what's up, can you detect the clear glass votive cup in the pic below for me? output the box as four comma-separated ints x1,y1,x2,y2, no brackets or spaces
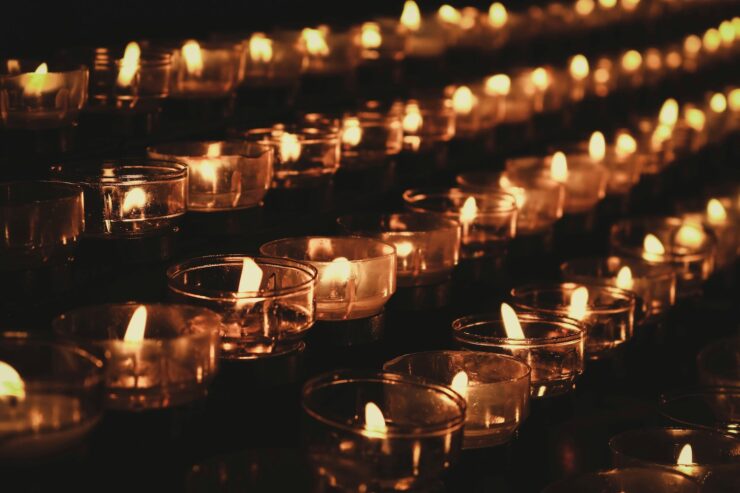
339,102,403,171
383,350,530,449
301,370,466,492
260,237,396,321
660,388,740,436
561,256,677,321
697,337,740,388
452,312,584,398
337,213,460,288
610,217,716,298
542,467,699,493
169,40,242,98
609,428,740,482
399,97,455,153
0,60,88,129
53,158,187,238
147,141,273,211
0,333,104,461
166,255,317,358
510,282,636,359
53,303,220,411
403,188,517,259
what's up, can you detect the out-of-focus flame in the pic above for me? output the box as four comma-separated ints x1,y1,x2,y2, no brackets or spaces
615,132,637,159
550,151,568,183
707,198,728,225
568,286,589,320
645,48,662,71
360,22,382,49
710,93,727,113
531,67,550,91
279,132,302,162
685,107,706,132
650,124,673,153
621,50,642,72
117,41,141,87
342,116,363,147
364,402,388,436
659,98,679,128
570,54,590,81
452,85,476,115
616,266,634,290
301,28,330,57
402,102,423,133
485,74,511,96
643,234,666,261
719,21,735,46
249,33,274,63
182,40,204,77
238,257,264,293
438,5,462,25
665,50,682,70
401,1,422,31
599,0,617,8
123,305,148,342
451,371,469,400
459,196,478,225
0,361,25,401
703,28,721,53
575,0,596,16
677,444,694,465
6,59,20,75
488,3,508,29
24,62,49,96
324,257,352,284
729,88,740,112
395,241,414,258
122,187,147,214
684,35,702,56
501,302,525,339
589,131,607,162
621,0,640,11
675,224,704,249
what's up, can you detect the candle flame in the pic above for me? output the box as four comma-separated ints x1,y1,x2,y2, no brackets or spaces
719,21,735,46
249,33,274,63
729,88,740,112
589,131,606,162
0,361,25,401
568,286,589,320
575,0,596,16
402,102,423,133
621,50,642,72
675,224,704,249
360,22,382,49
24,62,49,97
117,41,141,87
665,50,682,70
703,28,721,53
342,117,363,147
451,371,469,400
501,303,525,339
685,108,706,132
645,48,662,71
238,257,264,293
707,198,728,225
400,1,421,31
615,132,637,159
569,54,590,81
395,241,414,258
122,187,147,214
438,5,462,24
325,257,352,283
677,444,694,465
182,40,204,76
550,151,568,183
279,132,302,162
531,67,550,91
650,124,673,153
659,98,679,128
123,305,148,342
452,86,476,115
616,266,634,290
459,196,478,225
364,401,388,435
643,234,666,260
710,93,727,113
488,3,508,29
684,35,702,56
485,74,511,96
301,28,330,57
599,0,617,8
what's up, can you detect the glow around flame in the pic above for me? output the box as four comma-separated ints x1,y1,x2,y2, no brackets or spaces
729,88,740,112
659,98,679,128
599,0,617,8
123,305,148,342
615,132,637,159
575,0,596,16
651,124,673,152
438,5,462,25
395,241,414,258
279,133,302,162
622,0,640,11
675,224,704,249
0,361,25,401
531,67,550,91
501,302,525,339
182,40,204,77
117,41,141,87
249,33,273,63
550,151,568,183
459,196,478,225
238,257,264,293
24,62,49,96
485,74,511,96
707,198,728,225
301,28,330,57
616,266,634,291
684,35,702,56
570,54,590,81
719,21,735,46
677,444,694,465
402,102,423,133
589,131,607,162
621,50,642,72
643,234,666,260
703,28,721,53
401,1,421,31
364,401,388,436
451,371,469,400
488,2,508,29
324,257,352,283
568,286,589,321
342,117,363,147
710,93,727,113
685,107,706,132
122,187,147,214
360,22,382,49
452,86,476,115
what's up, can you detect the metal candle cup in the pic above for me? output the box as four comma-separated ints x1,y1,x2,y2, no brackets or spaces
339,102,403,171
54,303,220,411
403,188,517,260
166,255,317,358
543,468,699,493
383,351,530,449
260,237,396,321
452,313,584,398
301,370,466,492
147,141,273,211
609,428,740,482
337,213,460,288
0,334,104,461
697,337,740,388
510,282,636,359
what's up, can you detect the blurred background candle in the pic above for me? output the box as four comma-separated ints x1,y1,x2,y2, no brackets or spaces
677,197,739,272
352,20,407,100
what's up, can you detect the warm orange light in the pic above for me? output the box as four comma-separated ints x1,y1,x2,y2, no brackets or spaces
659,98,679,128
395,241,414,258
719,21,734,46
621,50,642,72
706,198,728,225
117,41,141,87
575,0,596,16
402,102,423,133
650,124,672,153
0,361,25,401
677,444,694,465
665,50,682,70
729,88,740,112
123,305,148,342
438,4,462,24
621,0,640,11
685,107,706,132
360,22,382,49
710,93,727,113
122,187,147,214
24,62,50,96
569,54,590,81
675,224,704,249
279,133,302,162
645,48,662,71
6,59,20,75
238,257,264,293
683,35,702,56
531,67,550,91
342,116,363,147
182,40,204,76
615,132,637,159
451,371,469,400
589,131,607,162
599,0,617,8
616,266,634,291
401,0,422,31
249,33,274,63
301,28,330,57
485,74,511,96
488,2,508,29
568,286,589,321
501,302,525,339
459,196,478,225
703,28,721,53
452,85,476,115
550,151,568,183
364,402,388,436
643,234,666,261
324,257,352,284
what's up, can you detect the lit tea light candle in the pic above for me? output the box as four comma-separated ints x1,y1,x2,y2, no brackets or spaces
338,102,403,174
677,198,738,270
0,337,104,460
384,350,530,449
568,53,590,101
488,3,508,29
619,49,643,87
170,39,241,98
453,304,584,398
302,370,465,492
448,84,481,137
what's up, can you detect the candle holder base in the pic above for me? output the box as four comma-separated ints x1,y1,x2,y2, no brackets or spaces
184,206,263,238
310,311,385,347
79,229,179,265
215,341,305,389
389,279,452,311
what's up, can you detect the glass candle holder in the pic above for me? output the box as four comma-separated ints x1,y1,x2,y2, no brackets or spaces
0,334,104,461
610,217,716,298
697,337,740,388
567,138,645,196
456,171,564,235
166,255,317,358
506,154,607,214
609,428,740,482
677,200,739,271
147,141,273,211
399,97,455,154
452,312,584,398
337,213,460,288
383,351,530,449
0,60,88,129
339,102,403,171
543,467,699,493
403,188,517,260
54,303,220,411
352,20,407,92
260,237,396,321
660,389,740,436
302,370,466,492
561,256,677,321
169,40,242,98
510,283,636,359
242,122,340,189
54,158,187,239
